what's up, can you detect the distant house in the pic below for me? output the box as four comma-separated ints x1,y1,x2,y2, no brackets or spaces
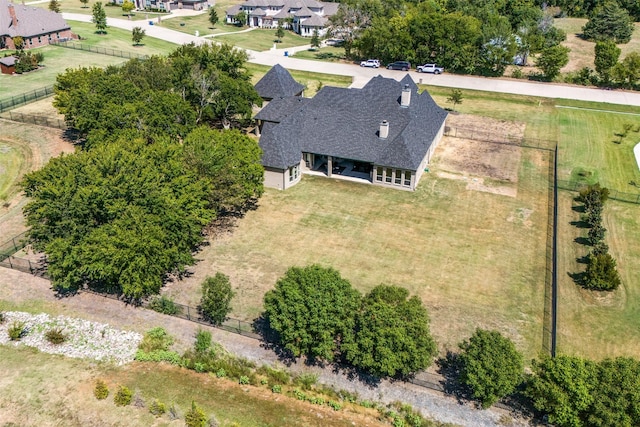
122,0,212,12
0,0,76,50
0,55,16,74
254,66,448,191
225,0,339,37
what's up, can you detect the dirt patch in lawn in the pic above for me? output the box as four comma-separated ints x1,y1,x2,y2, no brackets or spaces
432,114,525,196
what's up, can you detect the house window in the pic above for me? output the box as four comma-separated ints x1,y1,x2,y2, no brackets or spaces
404,171,411,186
395,170,402,185
38,36,41,43
376,167,383,182
289,164,299,182
385,168,392,183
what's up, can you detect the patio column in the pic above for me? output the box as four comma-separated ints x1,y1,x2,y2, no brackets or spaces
327,156,332,177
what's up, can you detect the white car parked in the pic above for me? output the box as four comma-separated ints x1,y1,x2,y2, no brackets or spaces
417,64,444,74
360,59,380,68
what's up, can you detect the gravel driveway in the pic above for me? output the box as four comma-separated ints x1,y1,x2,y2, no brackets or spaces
0,267,529,427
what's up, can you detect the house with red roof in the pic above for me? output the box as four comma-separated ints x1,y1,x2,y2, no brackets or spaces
0,0,75,50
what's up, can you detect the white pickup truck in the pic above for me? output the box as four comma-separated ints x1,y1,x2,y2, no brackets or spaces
417,64,444,74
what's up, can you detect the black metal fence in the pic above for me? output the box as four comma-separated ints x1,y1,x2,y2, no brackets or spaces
51,40,149,60
0,86,55,113
557,179,640,204
80,288,263,340
2,111,67,129
0,231,29,261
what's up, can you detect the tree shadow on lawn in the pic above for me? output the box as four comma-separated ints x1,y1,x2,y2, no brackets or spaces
574,236,591,246
568,271,586,286
570,219,591,228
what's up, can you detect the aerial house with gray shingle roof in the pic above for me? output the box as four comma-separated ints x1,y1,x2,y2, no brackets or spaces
0,0,75,50
255,68,448,191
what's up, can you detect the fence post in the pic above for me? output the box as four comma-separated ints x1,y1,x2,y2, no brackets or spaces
187,305,191,320
8,257,12,269
12,237,17,252
238,319,241,334
28,260,32,274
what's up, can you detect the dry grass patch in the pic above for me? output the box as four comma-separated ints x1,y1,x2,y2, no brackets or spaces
556,18,640,73
165,132,550,360
0,346,387,427
0,120,74,239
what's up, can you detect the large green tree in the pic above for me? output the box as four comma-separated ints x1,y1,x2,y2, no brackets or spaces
612,52,640,88
263,265,361,362
582,2,634,43
92,2,107,34
588,358,640,427
341,285,437,377
583,252,621,291
458,329,524,408
200,273,235,325
526,355,597,427
594,40,621,83
22,138,214,299
536,44,570,80
182,126,263,213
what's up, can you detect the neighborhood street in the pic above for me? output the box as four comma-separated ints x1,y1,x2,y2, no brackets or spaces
63,12,640,106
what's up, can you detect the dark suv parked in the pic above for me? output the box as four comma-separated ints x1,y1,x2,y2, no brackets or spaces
386,61,411,71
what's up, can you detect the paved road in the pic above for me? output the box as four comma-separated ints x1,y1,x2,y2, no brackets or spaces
63,12,640,106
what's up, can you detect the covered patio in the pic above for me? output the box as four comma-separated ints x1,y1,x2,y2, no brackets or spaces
303,153,373,184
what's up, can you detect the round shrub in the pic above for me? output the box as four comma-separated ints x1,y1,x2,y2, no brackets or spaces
45,327,67,345
94,379,109,400
113,385,133,406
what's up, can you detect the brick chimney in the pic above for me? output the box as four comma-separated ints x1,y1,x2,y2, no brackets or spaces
401,84,411,108
8,3,18,28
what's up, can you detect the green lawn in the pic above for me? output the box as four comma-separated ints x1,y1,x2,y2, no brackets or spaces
67,20,178,55
554,105,640,191
246,63,353,97
292,46,347,62
0,140,29,204
0,45,125,99
215,28,309,51
557,193,640,360
159,12,247,36
31,0,168,20
0,21,178,100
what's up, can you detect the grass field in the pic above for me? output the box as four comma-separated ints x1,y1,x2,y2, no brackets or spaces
292,46,347,62
31,0,168,20
555,18,640,73
0,21,177,99
0,346,385,426
0,120,74,240
215,28,309,51
66,20,178,55
246,63,353,97
159,13,247,36
0,140,30,205
557,193,640,360
555,105,640,190
0,45,126,99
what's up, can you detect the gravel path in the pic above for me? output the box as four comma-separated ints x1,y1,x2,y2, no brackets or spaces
0,267,529,426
